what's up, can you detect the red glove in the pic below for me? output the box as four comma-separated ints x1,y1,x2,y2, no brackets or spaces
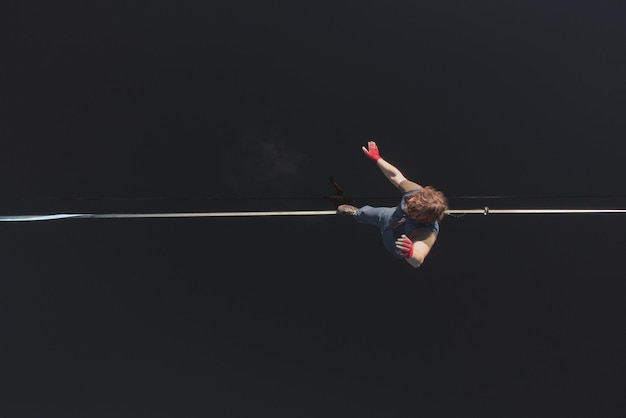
395,234,414,258
362,141,381,161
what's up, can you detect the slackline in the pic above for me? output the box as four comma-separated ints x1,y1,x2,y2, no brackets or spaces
2,207,626,222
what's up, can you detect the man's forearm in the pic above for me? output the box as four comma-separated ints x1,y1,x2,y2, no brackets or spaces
362,141,409,188
376,158,407,186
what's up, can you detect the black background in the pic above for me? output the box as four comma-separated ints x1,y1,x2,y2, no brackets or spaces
3,1,626,416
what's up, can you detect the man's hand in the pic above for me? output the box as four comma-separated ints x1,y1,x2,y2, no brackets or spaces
362,141,381,161
395,234,414,258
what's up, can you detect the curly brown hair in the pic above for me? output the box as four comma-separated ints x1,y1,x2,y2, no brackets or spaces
404,186,449,223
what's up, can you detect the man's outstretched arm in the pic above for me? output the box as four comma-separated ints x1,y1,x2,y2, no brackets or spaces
362,141,422,192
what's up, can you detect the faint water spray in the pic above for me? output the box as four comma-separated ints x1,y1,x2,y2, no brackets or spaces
221,130,307,194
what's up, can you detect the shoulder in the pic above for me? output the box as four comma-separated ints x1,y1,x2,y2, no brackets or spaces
399,180,422,193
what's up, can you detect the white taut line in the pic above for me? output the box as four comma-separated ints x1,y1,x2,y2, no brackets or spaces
446,208,626,215
2,208,626,222
0,211,339,222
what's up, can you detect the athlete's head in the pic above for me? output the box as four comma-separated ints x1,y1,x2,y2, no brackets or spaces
404,186,448,224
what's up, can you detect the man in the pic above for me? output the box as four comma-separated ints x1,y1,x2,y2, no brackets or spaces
337,141,448,268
